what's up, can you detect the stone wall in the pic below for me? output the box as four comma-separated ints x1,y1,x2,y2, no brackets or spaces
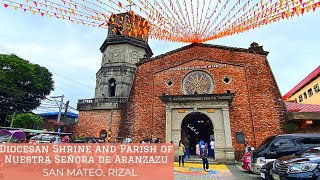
125,44,286,151
95,43,147,99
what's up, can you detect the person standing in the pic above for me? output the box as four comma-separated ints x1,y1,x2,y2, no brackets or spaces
178,140,185,166
244,141,250,153
196,143,200,158
210,139,215,159
183,138,190,159
202,143,209,172
199,139,205,157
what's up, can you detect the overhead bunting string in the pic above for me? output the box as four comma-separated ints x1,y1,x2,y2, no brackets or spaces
205,0,319,41
1,0,319,42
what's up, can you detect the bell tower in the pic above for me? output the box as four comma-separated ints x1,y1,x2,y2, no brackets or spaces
95,11,153,101
75,11,153,139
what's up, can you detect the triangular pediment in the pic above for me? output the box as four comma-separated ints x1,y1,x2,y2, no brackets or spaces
138,42,268,65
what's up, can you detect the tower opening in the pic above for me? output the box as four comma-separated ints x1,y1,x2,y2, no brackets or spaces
109,78,116,97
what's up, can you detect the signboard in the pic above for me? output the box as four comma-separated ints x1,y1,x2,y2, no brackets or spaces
169,64,227,71
236,132,245,144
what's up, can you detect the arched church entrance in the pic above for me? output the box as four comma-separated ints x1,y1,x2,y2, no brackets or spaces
181,112,214,155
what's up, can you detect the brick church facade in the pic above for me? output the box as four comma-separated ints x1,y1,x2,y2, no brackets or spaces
75,12,287,160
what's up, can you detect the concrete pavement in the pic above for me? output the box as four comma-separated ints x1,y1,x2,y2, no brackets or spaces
227,164,260,180
174,162,260,180
174,162,234,180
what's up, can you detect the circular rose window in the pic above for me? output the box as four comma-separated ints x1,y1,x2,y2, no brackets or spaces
182,71,214,95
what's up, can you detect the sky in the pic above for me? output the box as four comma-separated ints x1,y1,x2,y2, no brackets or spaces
0,1,319,114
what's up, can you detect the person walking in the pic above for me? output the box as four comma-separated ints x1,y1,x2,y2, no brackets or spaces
202,143,209,172
210,139,215,159
178,140,185,166
183,138,190,159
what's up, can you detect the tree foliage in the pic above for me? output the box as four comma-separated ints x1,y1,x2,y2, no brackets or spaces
0,54,54,115
281,122,298,134
9,113,44,129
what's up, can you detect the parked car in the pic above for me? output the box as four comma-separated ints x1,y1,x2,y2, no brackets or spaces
271,146,320,180
260,161,276,180
29,134,57,143
0,130,26,143
250,134,320,174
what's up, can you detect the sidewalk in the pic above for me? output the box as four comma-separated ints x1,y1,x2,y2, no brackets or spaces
174,162,235,180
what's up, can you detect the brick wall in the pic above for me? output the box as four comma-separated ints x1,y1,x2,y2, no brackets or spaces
125,44,286,151
74,110,121,140
75,43,287,153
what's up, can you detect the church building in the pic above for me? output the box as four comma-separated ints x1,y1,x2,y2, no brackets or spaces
75,12,287,161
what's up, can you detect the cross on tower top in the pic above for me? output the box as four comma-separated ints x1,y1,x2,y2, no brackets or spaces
125,1,134,11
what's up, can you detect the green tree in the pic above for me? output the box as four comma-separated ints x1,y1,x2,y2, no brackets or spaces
0,54,54,123
9,113,44,129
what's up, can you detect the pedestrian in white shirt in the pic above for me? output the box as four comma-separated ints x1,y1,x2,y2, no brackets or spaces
210,139,215,159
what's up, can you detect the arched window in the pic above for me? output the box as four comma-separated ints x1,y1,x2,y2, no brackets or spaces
109,78,116,97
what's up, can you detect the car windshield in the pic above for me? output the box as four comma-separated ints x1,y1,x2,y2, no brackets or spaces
257,136,276,150
0,135,11,142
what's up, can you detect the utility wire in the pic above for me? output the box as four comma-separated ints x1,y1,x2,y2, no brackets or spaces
0,85,48,98
0,44,94,90
0,85,78,111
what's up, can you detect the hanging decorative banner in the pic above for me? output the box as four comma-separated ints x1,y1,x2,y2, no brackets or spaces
0,0,319,42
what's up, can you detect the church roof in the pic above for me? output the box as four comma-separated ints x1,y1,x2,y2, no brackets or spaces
138,42,269,65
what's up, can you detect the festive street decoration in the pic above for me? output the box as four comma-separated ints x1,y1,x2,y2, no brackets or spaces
1,0,319,43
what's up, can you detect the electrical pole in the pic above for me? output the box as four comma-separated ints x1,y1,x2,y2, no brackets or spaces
10,111,16,128
63,100,69,122
51,94,64,123
108,110,113,142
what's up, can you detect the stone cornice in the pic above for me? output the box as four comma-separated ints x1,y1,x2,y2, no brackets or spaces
97,65,136,74
100,35,153,57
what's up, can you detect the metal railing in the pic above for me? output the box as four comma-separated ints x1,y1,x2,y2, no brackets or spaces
78,97,128,104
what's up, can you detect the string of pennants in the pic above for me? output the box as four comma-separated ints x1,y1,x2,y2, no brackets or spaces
1,0,319,43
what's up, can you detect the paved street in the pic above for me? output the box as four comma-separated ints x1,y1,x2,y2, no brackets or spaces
227,164,260,180
174,162,260,180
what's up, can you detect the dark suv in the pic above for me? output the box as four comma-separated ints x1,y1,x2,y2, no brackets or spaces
251,134,320,174
271,146,320,180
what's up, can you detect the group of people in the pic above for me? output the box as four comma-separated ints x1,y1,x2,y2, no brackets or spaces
178,138,215,172
139,138,162,143
195,139,215,159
